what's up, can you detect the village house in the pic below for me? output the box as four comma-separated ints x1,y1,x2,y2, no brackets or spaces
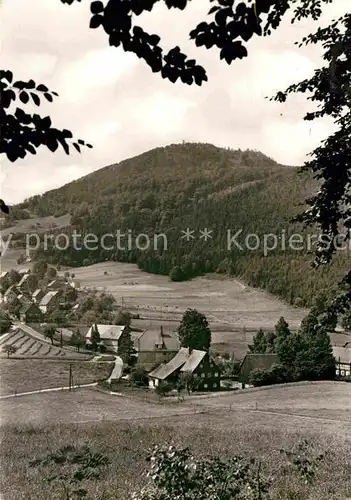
238,353,280,388
16,273,30,292
85,324,131,354
19,302,43,324
32,288,45,304
148,347,221,391
39,290,60,314
3,285,20,303
333,344,351,378
133,326,180,367
47,279,62,291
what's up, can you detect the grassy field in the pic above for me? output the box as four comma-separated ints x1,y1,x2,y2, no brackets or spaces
0,359,113,396
1,411,350,500
65,261,308,328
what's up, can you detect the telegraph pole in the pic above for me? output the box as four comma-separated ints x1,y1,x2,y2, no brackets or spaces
68,363,73,391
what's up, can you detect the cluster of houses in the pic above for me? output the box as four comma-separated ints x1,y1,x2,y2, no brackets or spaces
0,269,76,323
84,322,296,389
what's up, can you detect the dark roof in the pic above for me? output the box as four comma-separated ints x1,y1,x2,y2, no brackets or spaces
239,353,280,384
20,301,40,314
135,328,179,352
333,346,351,364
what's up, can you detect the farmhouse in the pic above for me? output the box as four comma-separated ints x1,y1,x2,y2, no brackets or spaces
333,345,351,378
39,290,60,314
19,302,43,323
85,324,131,354
133,326,180,366
148,347,221,391
238,353,280,388
32,288,45,304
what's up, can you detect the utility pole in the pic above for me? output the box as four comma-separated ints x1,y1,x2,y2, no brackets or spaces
69,364,73,391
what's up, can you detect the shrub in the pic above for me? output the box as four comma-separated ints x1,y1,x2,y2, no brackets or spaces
249,364,289,387
155,381,174,397
130,367,149,387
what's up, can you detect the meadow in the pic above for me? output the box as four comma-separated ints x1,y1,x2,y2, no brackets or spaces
0,359,113,396
1,408,350,500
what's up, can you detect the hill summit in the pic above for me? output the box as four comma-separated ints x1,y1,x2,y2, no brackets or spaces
17,142,348,306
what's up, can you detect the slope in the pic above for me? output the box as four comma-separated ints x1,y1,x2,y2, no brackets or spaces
16,142,350,306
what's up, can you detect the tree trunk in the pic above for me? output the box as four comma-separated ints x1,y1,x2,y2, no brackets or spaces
7,352,10,358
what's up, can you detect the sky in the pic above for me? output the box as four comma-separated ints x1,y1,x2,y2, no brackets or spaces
0,0,348,204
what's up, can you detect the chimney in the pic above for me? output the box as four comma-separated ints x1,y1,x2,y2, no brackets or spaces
188,346,193,354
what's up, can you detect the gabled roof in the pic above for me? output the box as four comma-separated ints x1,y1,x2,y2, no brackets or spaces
0,271,8,279
32,288,43,298
148,347,207,380
136,328,180,351
239,353,280,383
180,350,207,373
333,345,351,364
86,324,126,341
4,284,18,296
47,280,58,287
40,290,59,306
17,274,30,287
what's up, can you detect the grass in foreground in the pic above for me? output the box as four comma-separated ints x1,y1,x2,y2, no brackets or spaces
0,359,114,396
0,416,350,500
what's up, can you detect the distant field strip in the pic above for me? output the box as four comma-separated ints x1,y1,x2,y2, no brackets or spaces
0,330,90,359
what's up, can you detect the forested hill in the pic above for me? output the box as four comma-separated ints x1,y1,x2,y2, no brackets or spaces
18,142,348,306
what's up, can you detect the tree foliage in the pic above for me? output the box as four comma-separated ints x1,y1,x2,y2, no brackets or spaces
90,323,101,351
2,344,18,358
0,70,92,163
178,309,212,351
44,324,57,345
0,311,12,335
117,328,137,366
132,445,270,500
70,328,85,352
248,311,336,385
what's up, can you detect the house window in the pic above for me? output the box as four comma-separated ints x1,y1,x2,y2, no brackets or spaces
208,372,212,377
213,383,217,388
201,373,205,378
214,372,219,377
204,384,208,389
193,373,198,377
